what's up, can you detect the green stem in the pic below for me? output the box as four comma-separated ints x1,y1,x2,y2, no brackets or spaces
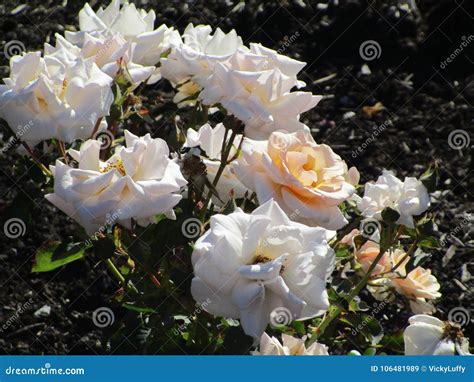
57,140,69,165
307,245,388,345
330,216,361,248
90,117,103,139
105,258,125,285
373,239,418,278
198,128,237,222
105,258,138,294
21,141,52,177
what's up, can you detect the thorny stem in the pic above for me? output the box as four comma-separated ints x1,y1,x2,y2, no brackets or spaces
90,117,103,139
105,258,139,294
373,239,419,278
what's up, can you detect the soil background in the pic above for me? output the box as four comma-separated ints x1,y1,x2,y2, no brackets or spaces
0,0,472,354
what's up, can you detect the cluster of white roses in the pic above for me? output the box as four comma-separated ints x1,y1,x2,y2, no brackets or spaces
0,0,179,146
161,25,321,139
0,0,468,356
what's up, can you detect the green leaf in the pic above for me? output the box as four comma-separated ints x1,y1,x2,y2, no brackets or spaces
32,240,85,273
290,320,306,335
364,347,377,355
418,236,439,249
122,303,157,314
420,165,439,193
52,242,85,262
417,217,435,237
335,245,353,259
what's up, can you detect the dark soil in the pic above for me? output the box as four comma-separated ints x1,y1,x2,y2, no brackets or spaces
0,0,472,354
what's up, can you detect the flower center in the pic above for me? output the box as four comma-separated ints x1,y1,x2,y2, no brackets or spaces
443,322,464,343
100,158,126,176
252,254,272,265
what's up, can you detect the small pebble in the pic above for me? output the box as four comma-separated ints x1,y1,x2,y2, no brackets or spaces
343,111,356,120
34,305,51,318
361,64,371,75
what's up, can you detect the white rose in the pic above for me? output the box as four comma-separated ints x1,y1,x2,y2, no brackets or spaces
185,123,249,204
0,52,113,145
233,130,359,230
191,199,335,340
69,0,180,83
46,32,155,86
404,314,470,355
45,130,187,234
199,48,321,139
246,43,307,89
252,332,329,355
357,170,430,228
161,23,243,88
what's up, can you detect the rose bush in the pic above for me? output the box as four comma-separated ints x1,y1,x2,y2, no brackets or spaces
0,0,470,356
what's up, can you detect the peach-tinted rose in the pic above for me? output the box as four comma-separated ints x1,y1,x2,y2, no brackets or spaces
391,266,441,301
339,228,360,246
355,241,391,276
234,130,359,230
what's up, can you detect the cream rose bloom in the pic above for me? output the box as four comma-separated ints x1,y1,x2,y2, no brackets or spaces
234,130,359,230
191,199,335,340
357,170,430,228
0,52,113,145
68,0,180,83
45,130,187,234
161,23,243,102
352,240,440,312
199,48,321,140
404,315,470,355
252,333,329,355
392,266,441,306
185,123,249,204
